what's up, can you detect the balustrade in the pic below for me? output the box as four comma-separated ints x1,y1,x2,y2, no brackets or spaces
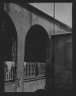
4,62,46,82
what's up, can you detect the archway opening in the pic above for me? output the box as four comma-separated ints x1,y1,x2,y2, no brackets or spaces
0,12,17,83
24,24,50,78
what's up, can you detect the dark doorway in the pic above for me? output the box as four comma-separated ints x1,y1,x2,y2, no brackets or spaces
0,12,17,84
24,24,50,63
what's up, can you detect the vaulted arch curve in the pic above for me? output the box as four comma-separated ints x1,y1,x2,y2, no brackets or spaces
24,24,50,62
1,11,17,39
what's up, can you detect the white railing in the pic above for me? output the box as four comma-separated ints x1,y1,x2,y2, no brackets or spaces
24,62,46,79
4,69,14,81
4,61,46,82
4,61,15,82
24,62,36,78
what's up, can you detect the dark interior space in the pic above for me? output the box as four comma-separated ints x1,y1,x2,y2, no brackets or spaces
0,38,13,60
0,12,17,61
24,24,49,62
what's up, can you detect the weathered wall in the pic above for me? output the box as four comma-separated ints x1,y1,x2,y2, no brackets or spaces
54,24,71,35
4,3,72,92
31,11,71,37
4,2,51,63
54,35,72,89
4,3,32,91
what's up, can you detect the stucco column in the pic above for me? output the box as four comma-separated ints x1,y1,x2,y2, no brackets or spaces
14,35,25,92
7,3,31,92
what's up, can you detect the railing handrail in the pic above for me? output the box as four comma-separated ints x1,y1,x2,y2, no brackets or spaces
4,61,46,82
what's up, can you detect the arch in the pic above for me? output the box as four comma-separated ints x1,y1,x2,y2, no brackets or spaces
1,11,17,39
0,11,17,82
24,24,50,62
24,24,50,78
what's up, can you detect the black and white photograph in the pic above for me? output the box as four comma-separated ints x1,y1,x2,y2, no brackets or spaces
1,1,73,95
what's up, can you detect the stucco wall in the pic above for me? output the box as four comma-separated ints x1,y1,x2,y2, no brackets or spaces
4,3,72,92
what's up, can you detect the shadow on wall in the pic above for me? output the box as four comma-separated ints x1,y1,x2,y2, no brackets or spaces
35,89,46,96
34,88,73,96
